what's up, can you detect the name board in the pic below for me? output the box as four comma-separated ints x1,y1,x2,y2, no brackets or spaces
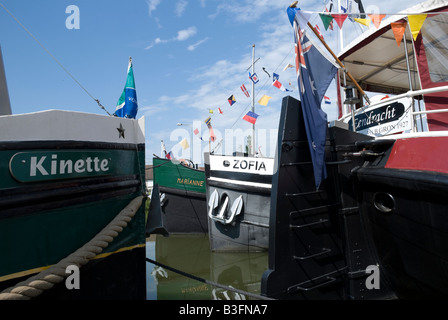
348,97,412,136
9,151,113,182
209,155,274,175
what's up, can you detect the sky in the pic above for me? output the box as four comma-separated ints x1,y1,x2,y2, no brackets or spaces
0,0,426,165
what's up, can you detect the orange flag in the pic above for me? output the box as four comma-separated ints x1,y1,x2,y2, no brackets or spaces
391,22,407,46
408,14,427,40
368,14,386,29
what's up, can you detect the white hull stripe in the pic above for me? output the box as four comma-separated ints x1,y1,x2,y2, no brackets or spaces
208,176,272,189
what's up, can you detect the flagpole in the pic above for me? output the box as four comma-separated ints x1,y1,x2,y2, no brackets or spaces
289,1,370,105
251,44,256,156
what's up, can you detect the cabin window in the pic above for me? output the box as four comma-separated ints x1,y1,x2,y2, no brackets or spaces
421,13,448,83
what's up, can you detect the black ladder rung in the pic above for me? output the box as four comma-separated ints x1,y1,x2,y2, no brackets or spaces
339,207,359,215
347,269,370,279
293,248,331,260
286,267,347,293
285,190,323,197
281,161,312,167
287,276,336,293
290,218,328,229
290,204,337,216
325,159,352,165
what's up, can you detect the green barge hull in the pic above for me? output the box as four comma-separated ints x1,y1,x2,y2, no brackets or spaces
149,157,207,234
0,111,147,300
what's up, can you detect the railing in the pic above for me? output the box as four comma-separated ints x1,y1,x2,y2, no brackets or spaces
338,85,448,134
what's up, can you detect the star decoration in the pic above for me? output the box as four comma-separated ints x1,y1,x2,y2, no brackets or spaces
117,123,125,138
309,76,316,95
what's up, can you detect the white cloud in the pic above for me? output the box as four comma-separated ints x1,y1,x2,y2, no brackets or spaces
176,26,197,41
187,37,209,51
175,0,188,17
145,26,198,50
146,0,161,16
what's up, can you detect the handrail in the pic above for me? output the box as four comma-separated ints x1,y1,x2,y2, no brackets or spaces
339,85,448,122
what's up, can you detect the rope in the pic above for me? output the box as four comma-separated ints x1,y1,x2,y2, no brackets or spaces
0,195,144,300
146,257,275,300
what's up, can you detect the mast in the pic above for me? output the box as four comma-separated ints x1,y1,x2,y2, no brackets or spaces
337,0,344,52
0,46,12,115
251,44,256,156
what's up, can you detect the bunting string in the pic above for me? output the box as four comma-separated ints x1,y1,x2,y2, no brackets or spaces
163,5,444,159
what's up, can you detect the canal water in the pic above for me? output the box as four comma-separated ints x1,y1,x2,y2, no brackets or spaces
145,234,268,300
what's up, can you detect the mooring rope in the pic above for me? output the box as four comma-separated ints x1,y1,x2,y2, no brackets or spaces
0,195,144,300
145,257,275,300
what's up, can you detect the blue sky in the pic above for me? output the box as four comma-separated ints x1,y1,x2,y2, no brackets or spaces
0,0,424,165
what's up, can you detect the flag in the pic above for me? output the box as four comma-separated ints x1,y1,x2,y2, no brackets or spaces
209,109,214,114
243,111,259,124
324,96,331,104
204,116,215,141
241,84,250,97
368,14,386,29
319,13,334,31
314,25,324,40
283,63,294,71
273,80,292,92
204,116,212,128
249,72,259,84
318,6,334,31
228,95,236,106
391,22,407,46
194,128,199,135
273,73,280,81
288,6,339,189
114,57,138,119
209,126,216,142
180,138,189,150
218,107,223,114
161,140,167,157
332,13,348,29
166,151,173,160
258,94,272,106
354,18,371,27
408,14,427,40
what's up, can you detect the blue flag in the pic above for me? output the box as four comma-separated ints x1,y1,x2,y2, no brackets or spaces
287,6,338,189
114,57,138,119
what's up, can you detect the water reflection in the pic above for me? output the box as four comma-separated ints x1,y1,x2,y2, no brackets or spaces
146,234,268,300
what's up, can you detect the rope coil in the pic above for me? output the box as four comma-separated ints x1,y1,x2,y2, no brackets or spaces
0,195,144,300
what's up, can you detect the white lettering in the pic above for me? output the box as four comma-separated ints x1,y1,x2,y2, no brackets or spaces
93,157,100,171
60,159,73,174
365,265,380,289
30,156,48,176
86,157,93,172
65,5,80,30
179,304,213,317
51,154,57,175
100,159,109,171
74,159,85,173
65,265,80,290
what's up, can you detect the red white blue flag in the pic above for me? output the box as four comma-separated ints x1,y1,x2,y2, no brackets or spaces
273,80,292,92
287,6,339,189
249,72,259,84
